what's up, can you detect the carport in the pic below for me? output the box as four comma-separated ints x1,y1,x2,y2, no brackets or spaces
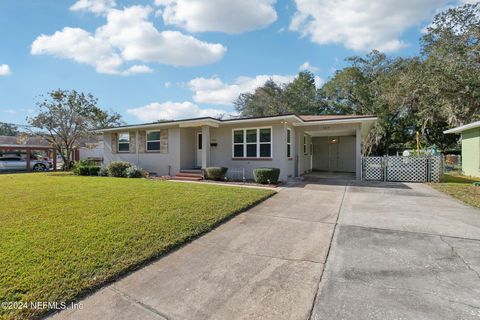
0,144,57,171
295,115,376,179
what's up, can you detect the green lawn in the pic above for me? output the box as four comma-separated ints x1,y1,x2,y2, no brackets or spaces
430,173,480,208
0,173,274,320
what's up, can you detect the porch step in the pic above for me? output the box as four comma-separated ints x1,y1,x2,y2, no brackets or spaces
172,169,204,181
171,176,203,181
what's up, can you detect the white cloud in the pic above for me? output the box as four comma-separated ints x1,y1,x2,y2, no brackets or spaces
1,109,16,114
70,0,116,14
127,101,230,121
299,61,319,72
31,5,226,75
155,0,277,34
0,64,11,76
188,75,295,105
289,0,450,52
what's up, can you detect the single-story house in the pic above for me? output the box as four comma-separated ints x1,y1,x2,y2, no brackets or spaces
99,114,377,181
444,120,480,178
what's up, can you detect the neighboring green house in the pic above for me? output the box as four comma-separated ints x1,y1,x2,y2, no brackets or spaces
444,121,480,178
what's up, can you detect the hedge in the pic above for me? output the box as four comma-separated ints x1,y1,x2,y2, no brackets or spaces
205,167,228,181
253,167,280,184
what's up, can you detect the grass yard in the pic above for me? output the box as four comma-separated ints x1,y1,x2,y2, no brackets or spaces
430,173,480,208
0,173,275,320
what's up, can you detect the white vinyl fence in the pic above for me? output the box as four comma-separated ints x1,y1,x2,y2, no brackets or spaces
362,155,443,183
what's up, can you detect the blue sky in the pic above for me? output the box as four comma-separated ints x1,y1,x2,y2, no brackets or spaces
0,0,468,125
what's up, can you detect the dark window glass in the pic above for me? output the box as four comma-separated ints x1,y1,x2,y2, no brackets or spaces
287,129,291,143
198,134,202,150
147,131,160,141
118,143,129,152
234,145,243,157
260,144,271,157
246,129,257,143
259,128,271,142
287,144,291,158
246,144,257,157
147,141,160,151
233,130,243,143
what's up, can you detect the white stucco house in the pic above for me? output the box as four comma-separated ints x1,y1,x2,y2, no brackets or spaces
98,114,377,181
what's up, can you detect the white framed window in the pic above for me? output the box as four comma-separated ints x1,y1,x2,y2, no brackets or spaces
232,127,272,158
118,132,130,152
303,135,307,155
146,130,161,151
287,128,292,158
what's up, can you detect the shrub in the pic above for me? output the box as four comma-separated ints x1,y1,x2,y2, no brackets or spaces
107,161,132,177
253,167,280,184
98,166,109,177
125,165,145,178
73,160,100,176
205,167,228,181
88,166,101,176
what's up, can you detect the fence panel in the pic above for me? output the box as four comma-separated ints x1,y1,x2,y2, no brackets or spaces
386,156,428,182
362,157,384,181
362,155,442,183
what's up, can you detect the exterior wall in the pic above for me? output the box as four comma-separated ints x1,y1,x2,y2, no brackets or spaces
461,128,480,177
208,121,294,181
103,127,181,176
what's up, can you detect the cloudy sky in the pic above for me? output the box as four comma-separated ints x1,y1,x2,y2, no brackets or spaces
0,0,472,125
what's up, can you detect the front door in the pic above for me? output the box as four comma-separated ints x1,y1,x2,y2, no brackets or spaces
196,132,202,167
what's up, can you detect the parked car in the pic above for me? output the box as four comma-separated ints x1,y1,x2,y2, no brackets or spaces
0,156,50,171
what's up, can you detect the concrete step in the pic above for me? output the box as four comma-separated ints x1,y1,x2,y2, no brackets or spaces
176,172,204,178
180,169,202,174
171,176,203,181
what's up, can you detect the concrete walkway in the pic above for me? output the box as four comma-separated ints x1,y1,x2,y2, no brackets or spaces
49,180,480,320
49,180,346,320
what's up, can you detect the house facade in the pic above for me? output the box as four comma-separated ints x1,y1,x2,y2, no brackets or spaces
100,114,377,181
444,121,480,178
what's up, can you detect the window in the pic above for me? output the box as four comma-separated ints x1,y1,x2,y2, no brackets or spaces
303,135,307,155
287,128,292,158
232,128,271,158
118,133,130,152
146,130,161,151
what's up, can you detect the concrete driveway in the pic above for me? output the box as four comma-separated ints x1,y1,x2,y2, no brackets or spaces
49,179,480,320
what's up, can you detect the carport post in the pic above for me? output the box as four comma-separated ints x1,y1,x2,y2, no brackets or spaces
355,127,361,180
26,148,31,171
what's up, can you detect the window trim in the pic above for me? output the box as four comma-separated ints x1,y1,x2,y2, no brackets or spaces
117,132,130,153
287,128,292,159
232,127,272,159
146,130,161,152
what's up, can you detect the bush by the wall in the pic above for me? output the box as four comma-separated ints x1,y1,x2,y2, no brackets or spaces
253,167,280,184
73,160,100,176
107,161,132,177
98,167,109,177
125,165,145,178
205,167,228,181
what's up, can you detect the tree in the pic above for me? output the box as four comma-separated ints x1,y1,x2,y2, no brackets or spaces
234,79,287,116
284,71,321,115
0,122,18,136
234,72,322,117
27,90,123,170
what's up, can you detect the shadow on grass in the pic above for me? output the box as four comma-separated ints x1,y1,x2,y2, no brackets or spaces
442,173,480,184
